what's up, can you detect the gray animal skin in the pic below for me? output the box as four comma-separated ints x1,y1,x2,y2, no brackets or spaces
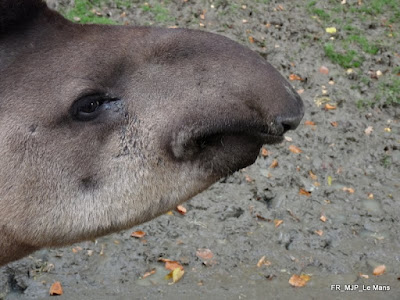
0,0,304,266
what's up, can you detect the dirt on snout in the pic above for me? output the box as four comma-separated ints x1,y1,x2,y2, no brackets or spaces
1,0,399,299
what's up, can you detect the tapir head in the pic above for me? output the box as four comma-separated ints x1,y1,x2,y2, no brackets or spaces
0,0,303,265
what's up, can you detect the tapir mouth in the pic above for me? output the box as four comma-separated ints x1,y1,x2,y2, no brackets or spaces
169,123,284,174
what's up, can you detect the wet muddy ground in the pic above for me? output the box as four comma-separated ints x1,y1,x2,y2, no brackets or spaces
1,0,399,299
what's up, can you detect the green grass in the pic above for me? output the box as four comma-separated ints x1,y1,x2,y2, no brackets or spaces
324,43,363,68
140,3,175,23
64,0,116,24
377,78,400,106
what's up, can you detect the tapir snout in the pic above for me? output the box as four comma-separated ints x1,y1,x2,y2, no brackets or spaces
0,0,303,266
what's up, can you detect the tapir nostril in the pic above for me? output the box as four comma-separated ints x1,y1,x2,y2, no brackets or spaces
278,115,303,134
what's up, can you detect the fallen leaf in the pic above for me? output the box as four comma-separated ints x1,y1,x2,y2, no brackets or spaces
368,193,374,199
289,145,302,154
196,248,214,261
165,260,184,271
359,273,369,279
274,219,283,228
248,36,255,43
176,205,187,215
289,274,310,287
384,127,391,132
342,187,355,194
315,230,324,236
172,268,185,283
319,66,329,74
49,282,63,296
257,256,272,267
327,176,332,186
320,215,327,222
365,126,373,135
297,89,304,94
245,175,254,182
166,211,174,215
373,265,386,276
131,230,146,238
158,257,173,263
289,74,302,81
261,147,269,156
285,136,293,142
142,269,156,279
270,159,279,168
72,246,83,253
331,121,338,127
309,170,317,180
304,120,315,126
325,103,337,110
299,188,311,196
325,27,337,34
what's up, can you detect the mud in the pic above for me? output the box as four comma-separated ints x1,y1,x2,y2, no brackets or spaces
1,0,399,299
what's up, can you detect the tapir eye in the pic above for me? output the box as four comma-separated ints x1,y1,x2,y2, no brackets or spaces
71,94,109,121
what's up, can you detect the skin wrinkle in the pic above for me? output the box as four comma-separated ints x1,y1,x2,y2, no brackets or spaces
0,0,303,266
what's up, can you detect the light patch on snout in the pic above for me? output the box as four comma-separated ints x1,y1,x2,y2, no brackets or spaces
284,83,298,100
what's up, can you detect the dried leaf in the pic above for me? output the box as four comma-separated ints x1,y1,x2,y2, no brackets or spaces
359,273,369,279
309,170,317,180
166,211,174,215
319,66,329,75
261,148,269,157
270,159,279,168
331,121,338,127
289,74,302,81
320,215,327,222
165,261,184,271
304,120,315,126
327,176,332,186
142,269,156,279
274,219,283,228
257,256,272,267
315,230,324,236
297,89,304,94
248,36,255,43
176,205,187,215
342,187,355,194
289,274,310,287
49,282,63,296
196,248,214,261
325,103,337,110
245,175,254,182
373,265,386,276
365,126,373,135
368,193,374,199
299,188,311,197
131,230,146,238
285,136,293,142
384,127,391,132
289,145,302,154
72,246,82,253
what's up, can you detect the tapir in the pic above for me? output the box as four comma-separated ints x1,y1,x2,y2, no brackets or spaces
0,0,304,266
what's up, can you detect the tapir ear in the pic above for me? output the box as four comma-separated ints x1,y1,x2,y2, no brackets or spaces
0,0,47,34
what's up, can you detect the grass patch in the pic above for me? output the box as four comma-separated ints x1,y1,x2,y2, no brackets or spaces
377,78,400,106
307,1,331,21
346,35,379,55
324,43,363,68
64,0,116,24
140,3,175,23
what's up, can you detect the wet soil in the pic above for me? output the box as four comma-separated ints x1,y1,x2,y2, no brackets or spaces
1,0,399,299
